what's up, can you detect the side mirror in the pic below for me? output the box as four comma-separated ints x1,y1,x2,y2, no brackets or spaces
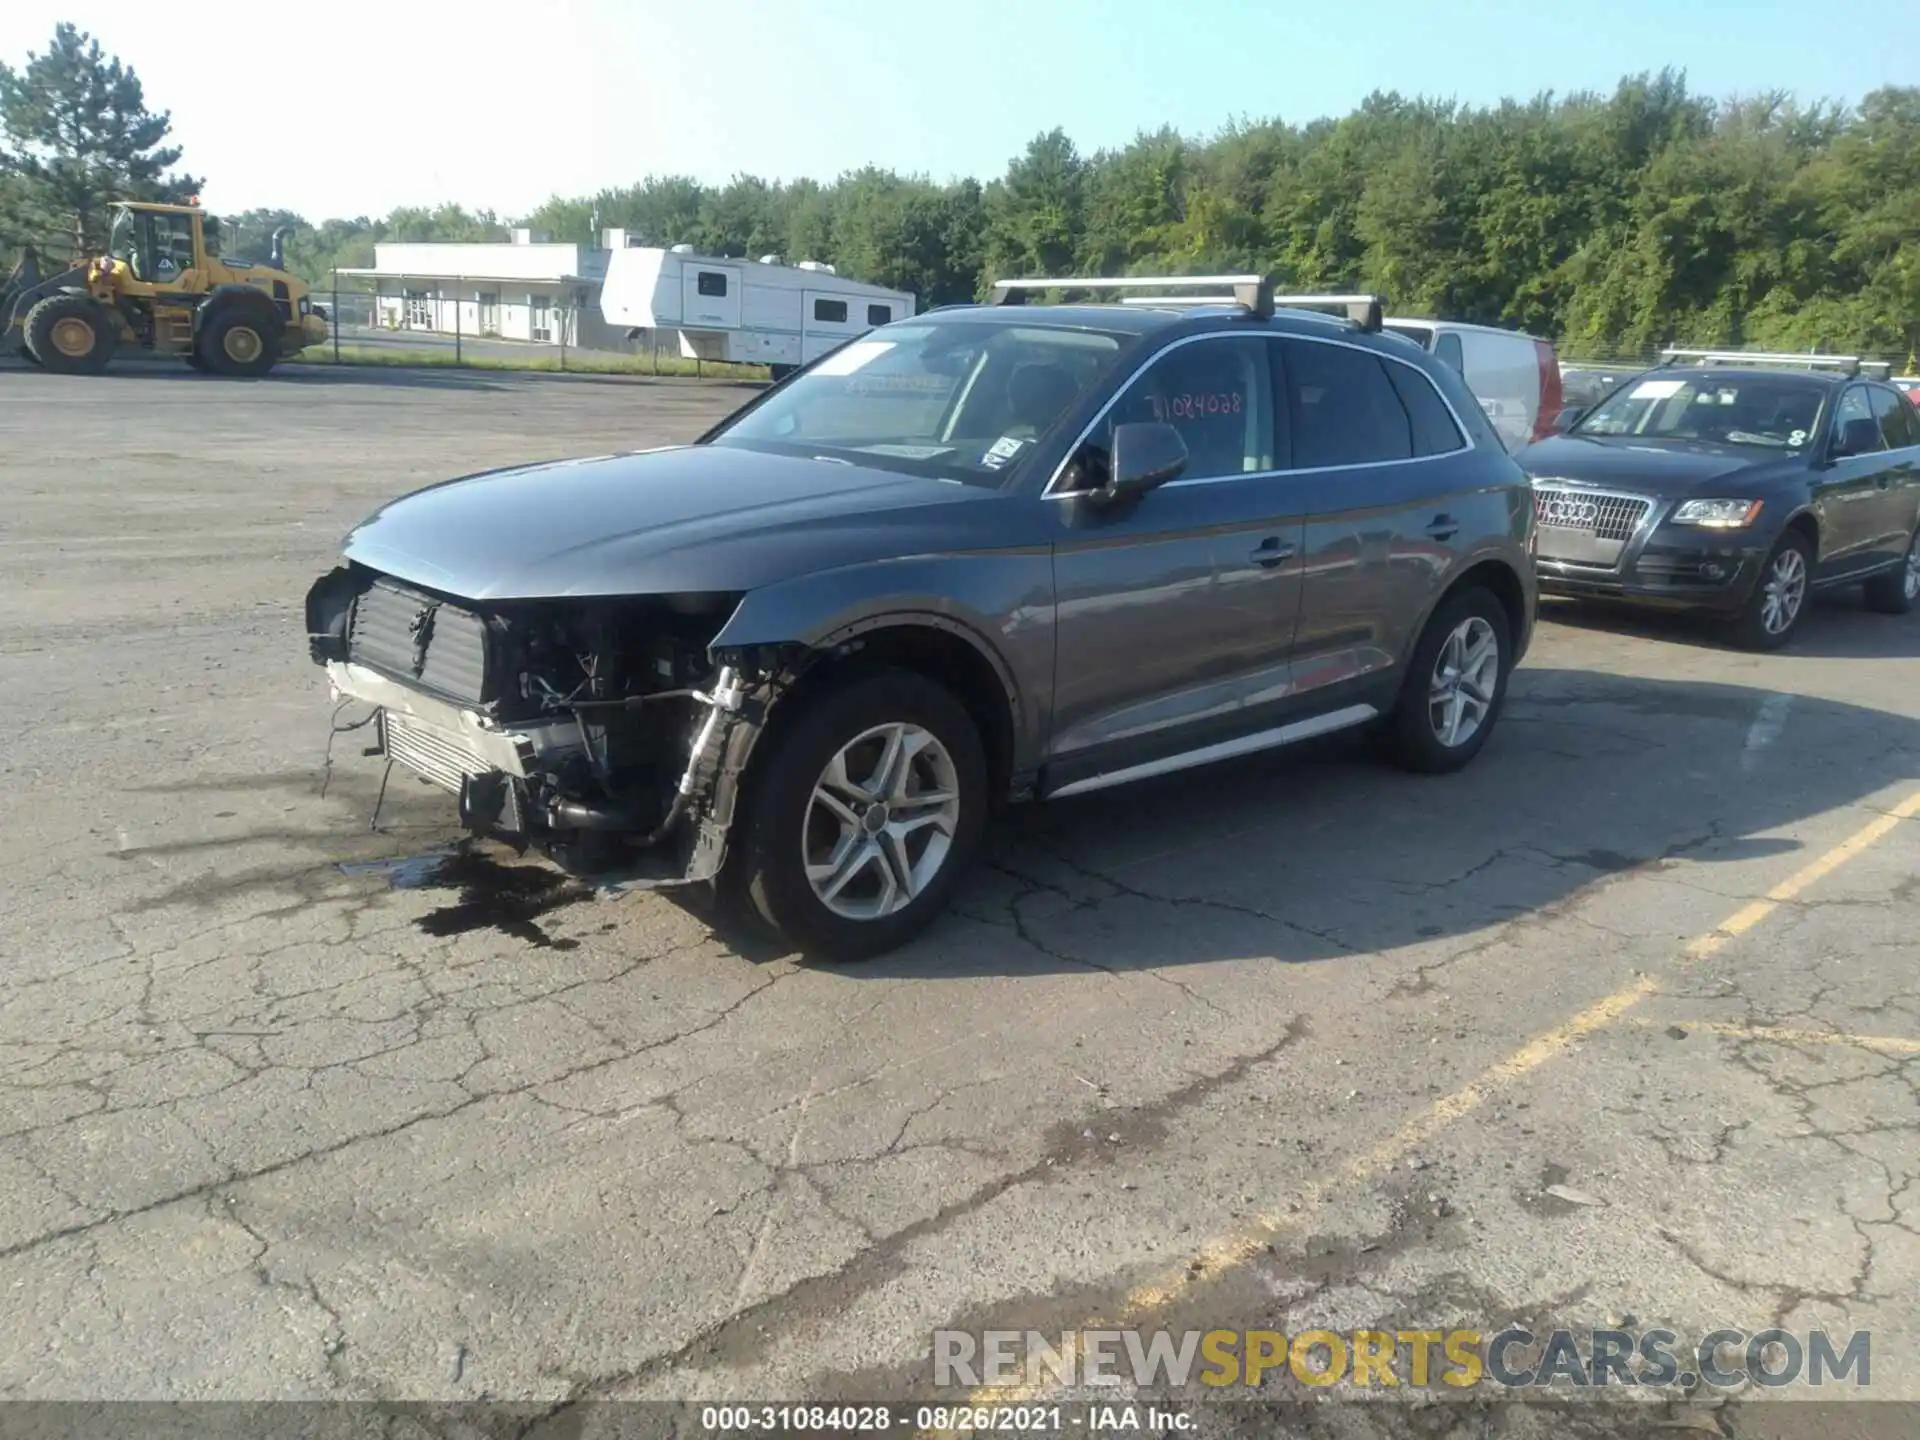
1553,405,1585,434
1091,422,1188,504
1832,416,1882,459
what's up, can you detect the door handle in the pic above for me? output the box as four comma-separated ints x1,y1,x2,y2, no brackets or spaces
1424,513,1460,540
1250,536,1296,568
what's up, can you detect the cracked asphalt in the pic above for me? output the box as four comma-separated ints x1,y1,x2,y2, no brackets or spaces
2,366,1917,1431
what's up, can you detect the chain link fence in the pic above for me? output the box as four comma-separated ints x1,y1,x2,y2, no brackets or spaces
294,268,770,380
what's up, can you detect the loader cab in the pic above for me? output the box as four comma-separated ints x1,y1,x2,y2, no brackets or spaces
105,203,205,287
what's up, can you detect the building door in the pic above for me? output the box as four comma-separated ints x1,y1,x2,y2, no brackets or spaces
530,296,552,343
403,289,431,329
477,292,498,335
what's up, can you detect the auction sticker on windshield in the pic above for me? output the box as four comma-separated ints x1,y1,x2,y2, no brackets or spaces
813,340,894,376
1629,378,1686,400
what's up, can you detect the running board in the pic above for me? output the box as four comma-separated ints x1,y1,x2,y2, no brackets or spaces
1043,704,1380,800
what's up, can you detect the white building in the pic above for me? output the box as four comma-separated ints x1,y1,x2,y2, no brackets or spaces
340,228,632,351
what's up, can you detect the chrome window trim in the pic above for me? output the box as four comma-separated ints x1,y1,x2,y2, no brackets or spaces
1041,328,1477,500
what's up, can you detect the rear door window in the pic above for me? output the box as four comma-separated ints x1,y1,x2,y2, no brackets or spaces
1279,339,1413,468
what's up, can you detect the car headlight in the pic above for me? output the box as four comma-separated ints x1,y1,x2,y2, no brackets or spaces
1670,499,1764,528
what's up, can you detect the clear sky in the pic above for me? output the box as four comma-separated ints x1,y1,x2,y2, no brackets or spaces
3,0,1914,220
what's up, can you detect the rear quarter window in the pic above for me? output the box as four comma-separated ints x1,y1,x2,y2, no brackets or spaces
1383,360,1468,457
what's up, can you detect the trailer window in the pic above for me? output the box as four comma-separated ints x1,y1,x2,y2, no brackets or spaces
867,304,891,326
813,298,849,324
696,271,728,298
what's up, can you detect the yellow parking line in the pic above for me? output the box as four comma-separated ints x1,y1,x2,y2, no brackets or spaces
1624,1018,1920,1055
955,790,1920,1410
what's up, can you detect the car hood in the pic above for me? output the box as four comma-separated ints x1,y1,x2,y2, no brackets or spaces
339,444,1010,600
1513,434,1802,497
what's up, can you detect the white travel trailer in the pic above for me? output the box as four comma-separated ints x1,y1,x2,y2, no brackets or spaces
599,245,916,378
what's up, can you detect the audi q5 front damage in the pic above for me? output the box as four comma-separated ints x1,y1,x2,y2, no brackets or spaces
305,563,780,886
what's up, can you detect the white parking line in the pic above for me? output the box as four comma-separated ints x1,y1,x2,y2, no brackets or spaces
1741,691,1793,770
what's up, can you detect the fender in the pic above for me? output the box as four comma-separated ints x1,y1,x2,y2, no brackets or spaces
195,283,282,332
1396,540,1535,674
709,552,1054,772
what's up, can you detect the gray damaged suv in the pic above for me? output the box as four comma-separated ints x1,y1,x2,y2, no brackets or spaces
305,277,1537,960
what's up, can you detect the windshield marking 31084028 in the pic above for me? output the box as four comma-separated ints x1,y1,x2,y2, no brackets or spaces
710,319,1129,485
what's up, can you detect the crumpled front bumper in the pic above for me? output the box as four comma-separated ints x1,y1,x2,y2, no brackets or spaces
324,659,752,889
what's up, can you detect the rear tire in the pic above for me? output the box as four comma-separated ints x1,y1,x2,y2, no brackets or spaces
23,293,115,375
1383,586,1513,775
1862,529,1919,616
727,669,987,961
1731,530,1814,650
196,306,281,377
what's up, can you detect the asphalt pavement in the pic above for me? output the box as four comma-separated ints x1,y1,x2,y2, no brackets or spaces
1,365,1916,1435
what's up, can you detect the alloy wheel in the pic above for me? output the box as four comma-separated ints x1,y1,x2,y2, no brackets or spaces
1429,615,1500,748
1905,538,1920,601
1760,547,1808,635
803,722,961,921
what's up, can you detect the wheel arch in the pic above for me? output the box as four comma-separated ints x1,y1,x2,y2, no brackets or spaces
1778,505,1821,560
195,283,281,333
1404,554,1531,672
721,613,1024,809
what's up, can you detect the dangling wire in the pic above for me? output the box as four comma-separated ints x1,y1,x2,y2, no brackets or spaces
320,698,380,799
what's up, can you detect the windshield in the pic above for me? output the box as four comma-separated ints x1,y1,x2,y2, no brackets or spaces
1575,372,1827,451
709,320,1131,485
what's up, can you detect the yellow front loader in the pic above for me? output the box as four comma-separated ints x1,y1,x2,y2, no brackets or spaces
1,201,329,377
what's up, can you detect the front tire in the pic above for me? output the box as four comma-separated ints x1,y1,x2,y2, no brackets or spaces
1383,586,1513,774
196,307,281,377
1862,529,1919,616
24,293,116,375
1731,530,1814,650
730,669,987,961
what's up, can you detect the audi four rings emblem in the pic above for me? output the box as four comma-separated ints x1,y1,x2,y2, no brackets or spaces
1539,495,1601,528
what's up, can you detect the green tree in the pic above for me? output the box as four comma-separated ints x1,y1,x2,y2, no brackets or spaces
0,23,197,255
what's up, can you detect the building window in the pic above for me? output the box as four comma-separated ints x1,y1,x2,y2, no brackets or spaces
530,296,552,343
867,304,891,326
696,271,728,298
812,298,849,324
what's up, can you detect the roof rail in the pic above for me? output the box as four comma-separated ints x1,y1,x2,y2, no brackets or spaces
1269,294,1385,332
992,274,1275,320
1656,348,1872,377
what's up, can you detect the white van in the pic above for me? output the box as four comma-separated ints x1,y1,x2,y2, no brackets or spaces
599,245,916,379
1383,318,1564,452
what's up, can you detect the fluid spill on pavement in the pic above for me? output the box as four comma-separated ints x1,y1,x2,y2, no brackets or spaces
337,848,462,889
339,843,591,948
